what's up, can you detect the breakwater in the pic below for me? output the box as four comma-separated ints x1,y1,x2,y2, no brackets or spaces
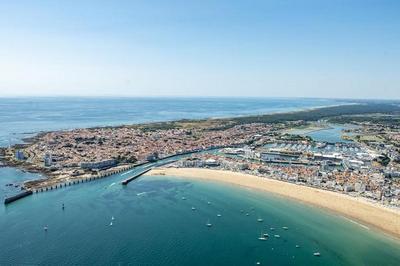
121,168,152,185
4,190,33,204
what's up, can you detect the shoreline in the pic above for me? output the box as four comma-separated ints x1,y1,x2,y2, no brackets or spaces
146,167,400,240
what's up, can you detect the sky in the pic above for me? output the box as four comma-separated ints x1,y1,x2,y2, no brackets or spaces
0,0,399,99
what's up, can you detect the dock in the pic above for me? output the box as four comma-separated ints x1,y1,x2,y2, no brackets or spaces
4,190,33,205
121,168,152,185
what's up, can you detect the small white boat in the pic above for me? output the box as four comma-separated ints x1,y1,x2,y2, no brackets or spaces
256,262,261,265
246,213,249,216
313,252,321,257
274,234,280,238
270,227,275,231
263,233,269,237
257,218,263,222
44,226,48,231
217,214,222,217
182,197,186,200
111,216,115,221
109,222,113,226
207,201,211,205
282,226,288,230
191,207,196,211
206,219,212,227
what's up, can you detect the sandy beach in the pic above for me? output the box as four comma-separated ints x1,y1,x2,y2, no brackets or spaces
146,167,400,239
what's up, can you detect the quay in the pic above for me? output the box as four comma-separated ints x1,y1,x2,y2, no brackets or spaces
121,168,152,185
4,190,33,205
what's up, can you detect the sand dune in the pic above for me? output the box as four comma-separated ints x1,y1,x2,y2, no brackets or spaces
146,167,400,239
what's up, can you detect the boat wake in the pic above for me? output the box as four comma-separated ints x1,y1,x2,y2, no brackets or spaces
120,170,133,176
136,190,156,196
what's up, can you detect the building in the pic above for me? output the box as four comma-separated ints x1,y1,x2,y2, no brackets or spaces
44,153,52,167
80,159,117,170
15,150,25,160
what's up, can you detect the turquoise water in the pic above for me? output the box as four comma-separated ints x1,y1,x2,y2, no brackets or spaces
1,173,399,265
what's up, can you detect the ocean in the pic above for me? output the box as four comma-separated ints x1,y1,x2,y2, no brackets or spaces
0,97,341,146
1,97,399,265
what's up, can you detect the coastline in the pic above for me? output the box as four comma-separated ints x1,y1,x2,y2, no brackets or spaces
146,167,400,239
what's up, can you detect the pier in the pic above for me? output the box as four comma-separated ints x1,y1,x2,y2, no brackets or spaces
4,190,33,205
121,168,152,185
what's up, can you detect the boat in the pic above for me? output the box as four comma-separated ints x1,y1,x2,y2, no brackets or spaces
296,245,300,248
263,233,269,237
313,252,321,257
217,214,222,217
258,232,267,241
111,216,115,220
257,217,263,222
206,219,212,227
182,197,186,200
282,226,288,230
246,213,250,216
270,227,275,231
109,222,113,226
191,207,196,211
44,225,48,231
207,201,211,205
274,234,280,238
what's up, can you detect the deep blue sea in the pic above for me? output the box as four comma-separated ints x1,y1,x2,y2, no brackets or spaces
1,97,400,265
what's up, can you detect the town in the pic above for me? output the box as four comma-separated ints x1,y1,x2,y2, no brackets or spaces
2,110,400,209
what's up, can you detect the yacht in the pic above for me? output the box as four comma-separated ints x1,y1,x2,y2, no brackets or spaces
274,234,280,238
191,207,196,211
111,216,115,221
257,217,263,222
282,226,288,230
217,214,222,217
313,252,321,257
206,219,212,227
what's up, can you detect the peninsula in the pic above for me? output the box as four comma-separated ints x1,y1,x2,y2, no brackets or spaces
2,103,400,217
